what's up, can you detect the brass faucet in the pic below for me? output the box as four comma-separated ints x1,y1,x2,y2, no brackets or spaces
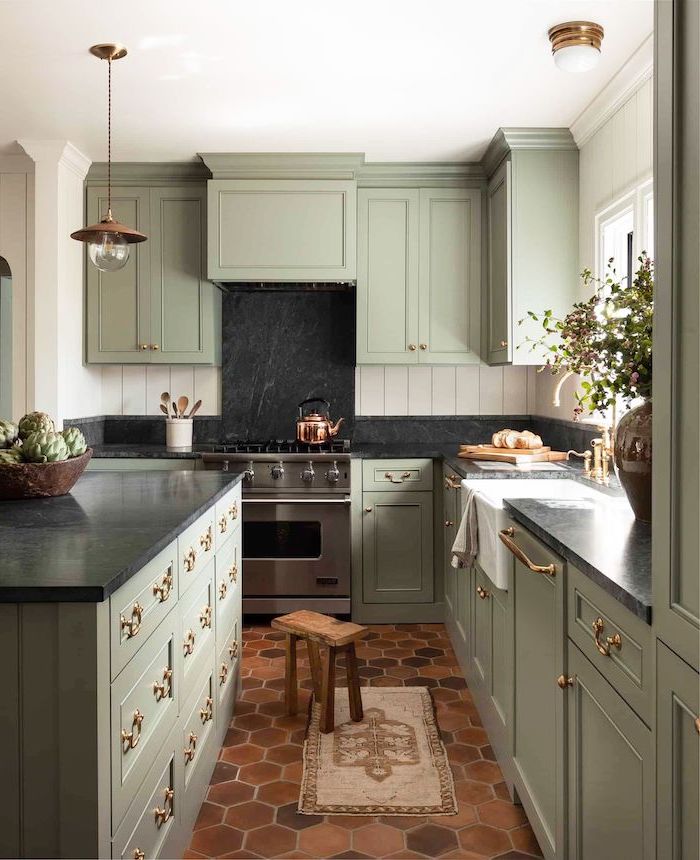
567,424,615,485
567,449,592,474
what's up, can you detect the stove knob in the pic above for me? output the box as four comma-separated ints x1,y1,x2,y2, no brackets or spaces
222,459,229,473
301,461,315,483
326,461,340,483
244,461,255,482
270,462,285,480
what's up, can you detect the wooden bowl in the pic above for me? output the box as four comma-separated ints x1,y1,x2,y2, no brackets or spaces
0,449,92,500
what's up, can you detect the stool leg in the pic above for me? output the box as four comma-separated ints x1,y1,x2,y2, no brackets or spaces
306,639,323,703
285,633,298,716
345,642,363,722
320,645,337,734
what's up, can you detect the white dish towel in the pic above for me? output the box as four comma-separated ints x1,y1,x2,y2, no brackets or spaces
451,485,479,568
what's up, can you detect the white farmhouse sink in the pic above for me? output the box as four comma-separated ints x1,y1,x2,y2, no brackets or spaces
460,479,602,590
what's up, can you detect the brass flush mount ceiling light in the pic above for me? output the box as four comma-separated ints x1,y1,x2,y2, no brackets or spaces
548,21,604,73
71,44,147,271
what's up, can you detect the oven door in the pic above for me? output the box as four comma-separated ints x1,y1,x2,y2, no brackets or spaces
242,494,351,599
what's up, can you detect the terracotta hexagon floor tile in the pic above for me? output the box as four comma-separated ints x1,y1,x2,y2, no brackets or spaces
458,824,512,856
332,851,373,859
210,761,241,784
405,823,459,856
493,782,511,801
190,824,244,856
243,687,281,704
225,801,275,831
266,743,302,765
385,851,427,859
257,780,301,806
299,823,352,857
208,779,255,806
376,815,426,830
431,687,460,703
478,800,529,830
327,815,377,829
463,760,504,785
429,803,477,830
276,802,323,830
353,822,406,857
194,801,225,830
454,780,495,806
404,676,439,687
245,823,297,857
418,665,453,679
369,675,403,687
222,743,266,766
436,710,471,731
225,727,250,747
510,825,543,857
446,743,481,765
283,760,304,783
250,726,288,748
238,760,283,786
489,852,534,859
234,713,273,732
258,700,288,717
454,727,489,746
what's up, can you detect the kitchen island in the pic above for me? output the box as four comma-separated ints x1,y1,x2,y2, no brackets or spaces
0,470,243,860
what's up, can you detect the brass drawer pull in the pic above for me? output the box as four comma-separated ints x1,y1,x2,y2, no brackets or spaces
444,477,461,490
199,604,212,629
500,339,508,348
695,716,700,735
121,709,144,751
219,663,229,685
557,674,575,688
120,602,143,639
229,502,238,520
218,581,228,601
218,514,228,534
499,527,556,576
229,640,239,659
384,471,412,483
184,731,197,764
476,584,490,600
153,667,172,701
200,527,213,552
228,564,238,584
183,547,196,572
133,850,145,860
154,787,174,827
183,628,196,656
592,617,622,656
152,571,173,603
200,696,213,723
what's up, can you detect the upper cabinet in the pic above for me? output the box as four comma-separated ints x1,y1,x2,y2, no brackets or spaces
356,186,481,364
483,129,579,365
206,179,357,282
85,184,221,365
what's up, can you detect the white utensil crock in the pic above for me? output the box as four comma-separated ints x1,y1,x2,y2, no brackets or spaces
166,418,193,449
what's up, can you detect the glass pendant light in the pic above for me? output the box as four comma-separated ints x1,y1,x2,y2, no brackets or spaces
71,44,146,270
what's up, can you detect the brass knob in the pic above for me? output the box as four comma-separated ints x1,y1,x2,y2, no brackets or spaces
476,585,490,600
153,667,173,701
199,604,212,629
120,602,143,639
445,520,454,527
184,731,197,764
199,696,213,723
408,344,417,351
557,674,574,689
183,628,196,656
592,617,622,657
154,787,174,827
365,506,373,513
500,340,508,348
419,343,427,350
139,344,148,351
152,572,173,602
151,344,160,351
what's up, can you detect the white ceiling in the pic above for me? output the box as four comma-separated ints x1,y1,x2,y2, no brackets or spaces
0,0,653,163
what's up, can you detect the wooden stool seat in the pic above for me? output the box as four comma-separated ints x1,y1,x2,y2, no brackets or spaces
272,610,368,733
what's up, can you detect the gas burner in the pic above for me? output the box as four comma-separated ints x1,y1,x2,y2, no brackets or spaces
211,439,350,455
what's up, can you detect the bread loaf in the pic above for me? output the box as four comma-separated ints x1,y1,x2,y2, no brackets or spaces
491,429,543,449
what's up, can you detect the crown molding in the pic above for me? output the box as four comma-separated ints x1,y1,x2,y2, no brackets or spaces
17,140,91,179
0,154,34,174
86,161,210,185
357,161,485,188
199,152,365,180
481,128,577,177
571,34,654,147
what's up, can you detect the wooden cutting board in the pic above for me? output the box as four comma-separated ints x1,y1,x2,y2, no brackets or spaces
458,444,568,464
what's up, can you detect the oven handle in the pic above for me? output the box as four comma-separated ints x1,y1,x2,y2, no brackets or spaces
243,497,351,504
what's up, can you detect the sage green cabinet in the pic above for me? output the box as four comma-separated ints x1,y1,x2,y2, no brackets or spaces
356,187,481,364
362,491,434,604
567,641,654,860
443,466,469,669
656,641,699,860
86,185,221,365
207,179,356,282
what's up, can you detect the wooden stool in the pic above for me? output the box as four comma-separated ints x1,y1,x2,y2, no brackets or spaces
272,610,368,733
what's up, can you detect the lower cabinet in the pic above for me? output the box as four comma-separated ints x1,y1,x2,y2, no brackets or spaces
656,641,699,860
443,465,469,669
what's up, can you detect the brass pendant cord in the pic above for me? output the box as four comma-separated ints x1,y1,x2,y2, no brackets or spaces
107,56,112,217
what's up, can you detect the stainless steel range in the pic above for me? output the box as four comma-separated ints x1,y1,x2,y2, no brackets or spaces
201,440,351,615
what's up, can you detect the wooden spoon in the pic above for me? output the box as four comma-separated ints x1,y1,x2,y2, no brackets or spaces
161,391,171,412
172,402,179,418
159,404,169,416
177,395,189,418
188,399,202,418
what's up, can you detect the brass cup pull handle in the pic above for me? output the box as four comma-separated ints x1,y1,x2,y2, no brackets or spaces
199,604,212,629
219,662,229,685
121,709,144,751
183,547,197,572
184,732,197,764
557,674,575,689
154,787,174,827
219,581,228,601
152,572,173,603
120,602,144,639
200,527,213,552
385,471,412,483
229,502,238,519
218,514,228,534
153,667,173,701
499,528,556,576
229,640,239,659
592,617,622,657
200,696,213,723
476,584,490,600
183,628,196,656
133,851,145,860
228,564,238,583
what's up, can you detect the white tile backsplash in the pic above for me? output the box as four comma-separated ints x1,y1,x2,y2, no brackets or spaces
407,366,433,415
431,367,456,415
383,366,409,415
102,365,222,416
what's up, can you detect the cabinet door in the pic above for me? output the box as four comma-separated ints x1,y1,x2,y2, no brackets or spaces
469,566,492,692
486,160,511,364
85,186,151,363
656,641,699,860
418,188,481,364
149,187,221,364
442,473,458,617
356,189,420,363
362,491,433,604
567,641,654,860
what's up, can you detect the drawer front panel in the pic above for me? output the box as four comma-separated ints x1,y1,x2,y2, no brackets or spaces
216,618,240,710
215,483,242,551
110,541,178,680
362,459,433,492
180,563,216,699
111,617,178,828
112,741,177,859
215,537,241,642
181,666,216,790
568,564,652,724
178,507,216,595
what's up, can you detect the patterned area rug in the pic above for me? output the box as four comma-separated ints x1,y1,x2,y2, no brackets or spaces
300,686,457,816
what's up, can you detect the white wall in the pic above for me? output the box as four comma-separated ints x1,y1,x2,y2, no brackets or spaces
100,364,221,416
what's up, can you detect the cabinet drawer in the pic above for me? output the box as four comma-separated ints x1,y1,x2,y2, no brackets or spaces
362,459,433,491
178,507,216,595
112,736,177,859
181,665,217,791
180,563,216,701
568,564,652,724
215,483,242,551
215,536,241,643
216,617,241,712
111,615,178,829
110,541,178,681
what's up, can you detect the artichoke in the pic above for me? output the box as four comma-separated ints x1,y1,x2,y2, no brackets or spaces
22,431,69,464
0,419,19,448
0,447,22,464
62,427,87,458
18,411,55,440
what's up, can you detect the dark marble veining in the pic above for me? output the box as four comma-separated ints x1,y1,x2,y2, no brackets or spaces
504,497,651,623
0,471,243,603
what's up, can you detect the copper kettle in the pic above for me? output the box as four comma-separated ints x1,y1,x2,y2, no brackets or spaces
296,398,344,445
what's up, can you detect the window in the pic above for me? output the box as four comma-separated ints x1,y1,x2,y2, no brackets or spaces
595,176,654,283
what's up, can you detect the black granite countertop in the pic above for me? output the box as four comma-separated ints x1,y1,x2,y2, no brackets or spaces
504,497,651,623
90,444,203,459
0,471,243,603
